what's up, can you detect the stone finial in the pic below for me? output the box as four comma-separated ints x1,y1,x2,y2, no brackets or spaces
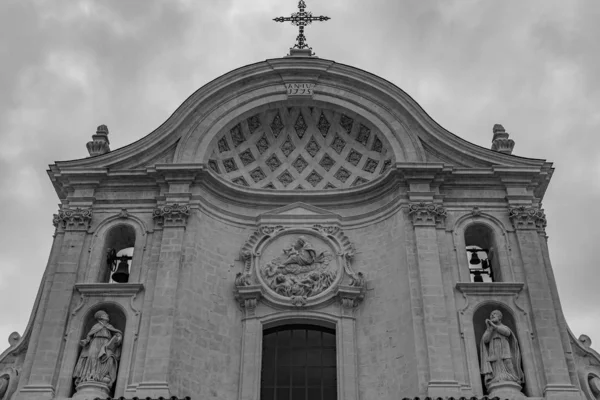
86,124,111,157
491,124,515,155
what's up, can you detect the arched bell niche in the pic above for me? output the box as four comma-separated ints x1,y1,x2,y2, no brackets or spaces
473,302,525,396
70,303,127,398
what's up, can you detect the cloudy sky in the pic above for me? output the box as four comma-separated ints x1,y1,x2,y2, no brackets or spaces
0,0,599,352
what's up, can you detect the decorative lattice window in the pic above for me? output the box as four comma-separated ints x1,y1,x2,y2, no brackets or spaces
261,325,337,400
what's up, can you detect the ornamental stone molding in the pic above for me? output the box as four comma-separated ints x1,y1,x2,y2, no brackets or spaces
491,124,515,155
233,224,365,310
86,124,111,157
0,367,20,400
152,203,190,228
508,206,547,231
53,208,93,231
408,202,447,227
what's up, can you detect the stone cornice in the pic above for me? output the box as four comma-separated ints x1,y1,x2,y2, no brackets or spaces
455,282,524,296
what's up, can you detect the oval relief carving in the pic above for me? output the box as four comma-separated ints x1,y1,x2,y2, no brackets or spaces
260,235,338,298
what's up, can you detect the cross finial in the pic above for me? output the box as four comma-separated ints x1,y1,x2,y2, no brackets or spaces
273,1,330,56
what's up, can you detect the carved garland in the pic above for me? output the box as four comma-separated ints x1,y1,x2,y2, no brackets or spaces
234,224,365,311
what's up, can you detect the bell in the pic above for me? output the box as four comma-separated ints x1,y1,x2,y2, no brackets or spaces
481,259,490,269
472,270,484,283
111,259,130,283
469,251,481,265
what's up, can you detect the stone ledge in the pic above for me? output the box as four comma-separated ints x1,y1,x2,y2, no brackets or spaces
456,282,524,296
74,283,144,296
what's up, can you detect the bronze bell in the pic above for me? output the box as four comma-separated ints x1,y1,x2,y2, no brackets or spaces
469,251,481,265
111,259,130,283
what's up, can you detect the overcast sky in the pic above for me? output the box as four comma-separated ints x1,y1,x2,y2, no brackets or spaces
0,0,599,352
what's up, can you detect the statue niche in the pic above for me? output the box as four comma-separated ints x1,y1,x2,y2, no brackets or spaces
261,236,336,298
72,309,123,399
477,308,525,398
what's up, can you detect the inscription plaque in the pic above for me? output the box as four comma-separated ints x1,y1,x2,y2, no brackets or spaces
286,83,315,96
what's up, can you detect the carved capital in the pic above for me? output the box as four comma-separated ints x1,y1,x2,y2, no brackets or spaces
508,206,547,231
338,283,366,317
233,285,262,318
53,208,93,231
408,202,446,227
153,203,190,228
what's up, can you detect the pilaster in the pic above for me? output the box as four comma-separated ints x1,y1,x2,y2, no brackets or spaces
137,202,190,398
17,208,93,400
508,206,580,398
408,201,460,397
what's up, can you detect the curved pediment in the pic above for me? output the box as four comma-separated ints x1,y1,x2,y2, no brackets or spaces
49,57,552,198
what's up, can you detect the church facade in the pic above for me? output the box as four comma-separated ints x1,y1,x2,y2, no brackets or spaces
0,51,599,400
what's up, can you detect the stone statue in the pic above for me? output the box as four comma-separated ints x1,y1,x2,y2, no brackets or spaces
480,310,524,389
262,236,335,298
73,310,122,389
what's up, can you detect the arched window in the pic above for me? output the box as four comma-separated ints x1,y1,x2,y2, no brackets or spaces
465,224,497,282
261,325,337,400
103,225,135,283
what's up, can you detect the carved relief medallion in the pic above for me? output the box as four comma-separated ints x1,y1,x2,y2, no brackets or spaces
260,235,337,298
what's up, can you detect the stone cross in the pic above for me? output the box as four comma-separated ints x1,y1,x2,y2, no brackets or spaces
273,0,330,53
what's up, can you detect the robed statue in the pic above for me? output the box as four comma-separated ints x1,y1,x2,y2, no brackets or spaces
73,310,122,388
480,309,524,388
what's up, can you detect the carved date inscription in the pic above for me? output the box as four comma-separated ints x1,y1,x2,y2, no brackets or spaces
286,83,315,96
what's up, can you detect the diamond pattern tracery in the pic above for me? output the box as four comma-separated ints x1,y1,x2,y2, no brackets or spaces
363,158,379,173
256,133,270,154
239,149,256,166
346,149,363,166
217,137,230,153
232,176,249,186
223,158,238,173
371,135,383,153
319,153,336,171
277,170,295,187
306,170,323,187
294,113,308,138
247,115,261,134
265,154,282,171
317,112,330,137
249,167,266,182
334,166,351,183
305,136,321,157
331,133,346,154
339,114,354,134
351,177,369,187
380,159,392,175
210,107,395,190
208,160,220,174
280,136,296,157
230,124,245,147
270,113,284,138
356,124,371,146
292,155,309,173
